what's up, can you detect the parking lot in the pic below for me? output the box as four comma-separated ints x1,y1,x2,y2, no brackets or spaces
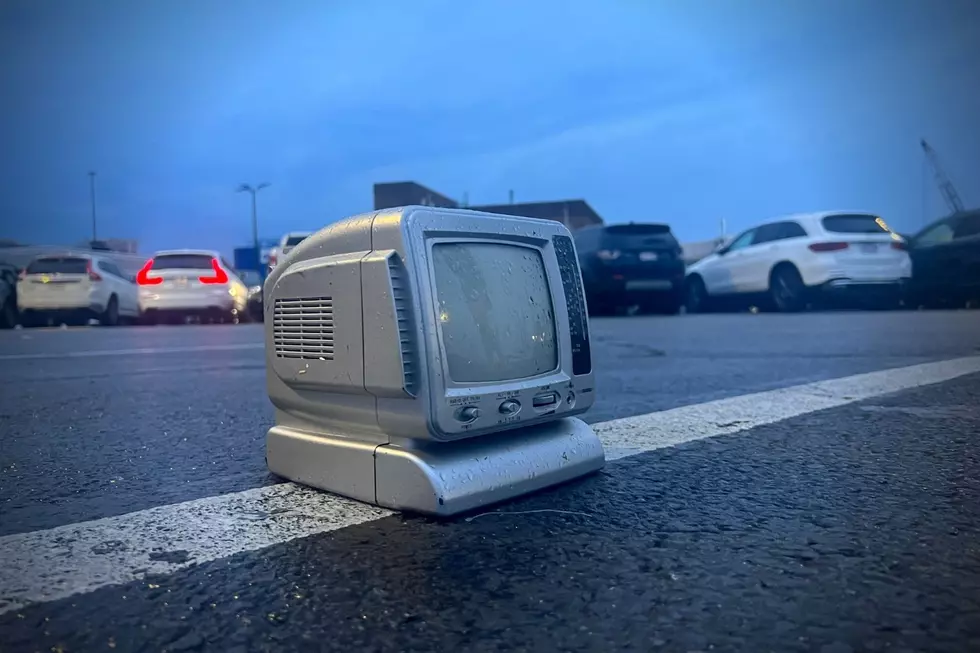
2,310,980,652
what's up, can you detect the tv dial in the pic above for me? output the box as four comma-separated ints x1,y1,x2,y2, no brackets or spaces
455,406,481,423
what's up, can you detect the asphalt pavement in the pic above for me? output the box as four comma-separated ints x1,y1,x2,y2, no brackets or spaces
1,310,980,652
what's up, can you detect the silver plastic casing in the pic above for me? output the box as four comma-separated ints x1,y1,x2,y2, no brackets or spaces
264,206,604,515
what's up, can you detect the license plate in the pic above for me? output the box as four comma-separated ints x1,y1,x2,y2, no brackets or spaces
639,252,659,262
626,279,672,291
176,277,188,287
859,243,878,253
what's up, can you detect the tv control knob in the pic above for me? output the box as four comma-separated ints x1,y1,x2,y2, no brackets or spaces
456,406,481,422
499,399,521,415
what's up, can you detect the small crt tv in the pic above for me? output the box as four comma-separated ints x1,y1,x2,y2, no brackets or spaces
264,206,605,515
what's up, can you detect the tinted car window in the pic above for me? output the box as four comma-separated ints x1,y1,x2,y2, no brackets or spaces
27,257,89,274
953,213,980,239
778,221,807,238
916,221,955,247
601,224,679,250
822,214,889,234
726,230,756,252
284,235,308,247
751,224,782,245
151,254,213,269
755,221,807,244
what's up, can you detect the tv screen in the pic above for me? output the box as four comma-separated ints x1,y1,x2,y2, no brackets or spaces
431,242,558,383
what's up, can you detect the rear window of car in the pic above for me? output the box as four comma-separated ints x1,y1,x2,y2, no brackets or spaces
26,257,89,274
821,214,889,234
602,223,678,249
151,254,214,270
284,235,308,247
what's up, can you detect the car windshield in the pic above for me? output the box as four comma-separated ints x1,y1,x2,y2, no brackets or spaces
284,235,308,247
26,257,89,274
822,214,890,234
151,254,214,269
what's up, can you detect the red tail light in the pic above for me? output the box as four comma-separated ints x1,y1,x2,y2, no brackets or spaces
808,242,849,252
891,241,907,251
198,258,229,285
136,259,162,286
86,260,103,282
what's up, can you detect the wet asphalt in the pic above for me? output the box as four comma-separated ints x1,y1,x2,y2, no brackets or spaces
1,310,979,651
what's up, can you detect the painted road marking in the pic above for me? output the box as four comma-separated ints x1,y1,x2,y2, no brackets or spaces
596,354,980,460
0,343,264,362
1,355,979,615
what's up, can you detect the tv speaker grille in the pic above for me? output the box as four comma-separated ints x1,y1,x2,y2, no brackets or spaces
272,296,335,360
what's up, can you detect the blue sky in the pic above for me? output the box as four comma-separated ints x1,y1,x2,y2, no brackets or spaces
1,0,978,255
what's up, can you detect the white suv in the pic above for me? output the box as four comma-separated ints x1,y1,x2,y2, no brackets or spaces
685,211,912,312
137,250,250,324
18,253,141,327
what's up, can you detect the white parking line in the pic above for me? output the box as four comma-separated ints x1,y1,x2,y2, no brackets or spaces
1,355,979,615
0,343,264,362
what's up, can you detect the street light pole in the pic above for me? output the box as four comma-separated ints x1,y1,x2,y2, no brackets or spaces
237,182,270,270
88,171,98,242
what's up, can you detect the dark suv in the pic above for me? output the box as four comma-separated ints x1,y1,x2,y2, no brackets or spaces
574,223,685,315
907,208,980,308
0,262,18,328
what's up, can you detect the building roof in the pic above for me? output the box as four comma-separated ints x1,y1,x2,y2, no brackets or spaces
372,182,605,230
373,182,459,210
469,200,602,230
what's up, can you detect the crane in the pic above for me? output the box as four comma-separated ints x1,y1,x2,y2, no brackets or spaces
920,138,965,215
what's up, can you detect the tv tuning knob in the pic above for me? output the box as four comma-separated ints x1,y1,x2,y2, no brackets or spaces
456,406,481,422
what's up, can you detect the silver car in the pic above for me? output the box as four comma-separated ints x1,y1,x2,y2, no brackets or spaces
267,231,312,274
137,250,250,324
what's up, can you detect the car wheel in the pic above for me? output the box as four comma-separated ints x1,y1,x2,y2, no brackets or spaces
769,265,806,313
101,296,120,326
0,298,17,329
685,276,709,313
